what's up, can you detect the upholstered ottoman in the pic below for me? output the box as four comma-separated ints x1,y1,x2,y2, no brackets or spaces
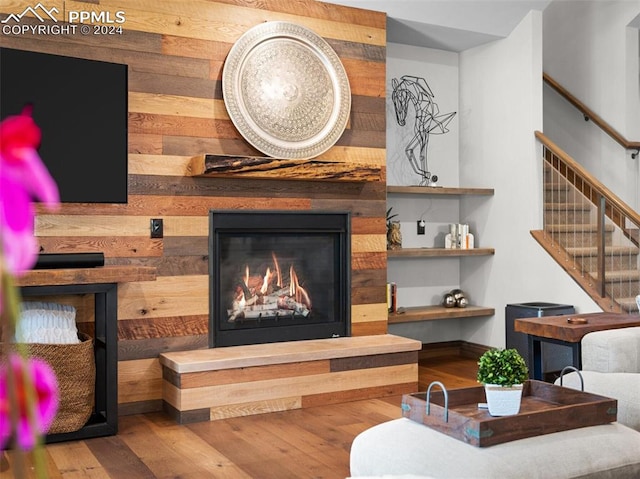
350,418,640,478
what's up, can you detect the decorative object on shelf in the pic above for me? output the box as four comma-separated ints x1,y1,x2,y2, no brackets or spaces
445,223,474,249
477,348,529,416
222,21,351,159
450,288,462,299
444,224,457,248
388,224,402,250
441,289,468,308
386,207,402,250
391,75,456,186
387,282,397,312
442,292,456,308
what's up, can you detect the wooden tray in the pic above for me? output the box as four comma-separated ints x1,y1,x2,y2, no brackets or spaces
401,380,617,447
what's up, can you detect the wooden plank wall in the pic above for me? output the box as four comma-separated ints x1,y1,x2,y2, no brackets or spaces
0,0,388,414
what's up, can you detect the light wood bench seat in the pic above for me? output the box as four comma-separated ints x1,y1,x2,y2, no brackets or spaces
160,334,421,423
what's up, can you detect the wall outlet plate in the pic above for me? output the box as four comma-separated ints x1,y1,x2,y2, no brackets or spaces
150,218,163,238
417,220,425,235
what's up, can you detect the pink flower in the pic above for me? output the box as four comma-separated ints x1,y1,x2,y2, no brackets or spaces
0,106,60,275
0,353,59,450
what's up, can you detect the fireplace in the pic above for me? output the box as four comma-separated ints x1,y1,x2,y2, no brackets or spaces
209,210,351,347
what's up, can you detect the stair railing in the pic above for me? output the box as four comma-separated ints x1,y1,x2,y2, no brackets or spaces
543,73,640,157
534,131,640,313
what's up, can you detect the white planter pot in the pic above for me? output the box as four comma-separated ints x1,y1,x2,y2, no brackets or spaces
484,383,524,416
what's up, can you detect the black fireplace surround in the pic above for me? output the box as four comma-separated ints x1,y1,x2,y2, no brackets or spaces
209,210,351,347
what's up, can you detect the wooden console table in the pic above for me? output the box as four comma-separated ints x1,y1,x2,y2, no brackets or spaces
15,266,156,442
514,312,640,380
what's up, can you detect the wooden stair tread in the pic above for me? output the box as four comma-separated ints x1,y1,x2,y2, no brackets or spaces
590,270,640,281
565,245,639,256
617,297,639,312
545,224,615,232
544,202,591,210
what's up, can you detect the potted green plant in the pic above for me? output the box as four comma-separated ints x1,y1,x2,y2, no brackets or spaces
477,348,529,416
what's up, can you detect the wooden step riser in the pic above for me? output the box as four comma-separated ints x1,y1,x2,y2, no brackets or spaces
544,230,613,247
543,165,576,179
604,281,640,299
544,189,586,203
619,301,639,313
575,255,639,273
543,177,579,192
545,211,592,225
544,189,571,202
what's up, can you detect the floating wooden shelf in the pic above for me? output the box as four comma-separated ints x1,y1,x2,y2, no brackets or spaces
387,248,495,258
188,154,382,182
386,185,496,327
15,265,157,287
388,305,495,324
387,185,494,196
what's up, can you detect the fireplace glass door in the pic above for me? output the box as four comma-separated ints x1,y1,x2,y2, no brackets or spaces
209,211,350,347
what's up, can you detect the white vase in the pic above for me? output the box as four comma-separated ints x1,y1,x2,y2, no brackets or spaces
484,383,524,416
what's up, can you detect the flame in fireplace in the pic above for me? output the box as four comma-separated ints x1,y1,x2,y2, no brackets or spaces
261,267,271,295
243,265,250,290
272,251,282,287
289,265,312,309
227,252,312,322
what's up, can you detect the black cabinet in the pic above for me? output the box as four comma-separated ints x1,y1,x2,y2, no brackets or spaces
506,302,575,380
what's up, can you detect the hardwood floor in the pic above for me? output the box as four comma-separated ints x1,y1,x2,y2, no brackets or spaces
1,355,478,479
418,353,479,390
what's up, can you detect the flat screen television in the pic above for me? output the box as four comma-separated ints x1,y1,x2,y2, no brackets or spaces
0,48,128,203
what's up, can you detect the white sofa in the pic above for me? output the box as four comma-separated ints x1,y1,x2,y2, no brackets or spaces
554,326,640,431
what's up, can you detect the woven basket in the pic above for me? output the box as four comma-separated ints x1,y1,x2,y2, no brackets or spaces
25,333,96,434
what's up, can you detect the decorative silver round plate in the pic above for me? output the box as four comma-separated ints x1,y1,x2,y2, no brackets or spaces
222,21,351,159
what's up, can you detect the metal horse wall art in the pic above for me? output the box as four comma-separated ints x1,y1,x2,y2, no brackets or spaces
391,75,456,186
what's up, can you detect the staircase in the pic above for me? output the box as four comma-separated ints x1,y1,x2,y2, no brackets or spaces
532,132,640,313
532,75,640,314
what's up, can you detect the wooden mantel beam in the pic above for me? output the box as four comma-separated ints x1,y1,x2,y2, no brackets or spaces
187,154,382,182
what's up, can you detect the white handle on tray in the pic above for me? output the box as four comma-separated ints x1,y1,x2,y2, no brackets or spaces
425,381,449,423
559,365,584,391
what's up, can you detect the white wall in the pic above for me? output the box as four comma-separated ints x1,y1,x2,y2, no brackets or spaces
459,10,599,348
542,0,640,210
460,10,600,349
386,11,599,346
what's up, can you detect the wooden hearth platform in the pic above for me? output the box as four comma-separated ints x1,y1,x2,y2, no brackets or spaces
160,334,421,423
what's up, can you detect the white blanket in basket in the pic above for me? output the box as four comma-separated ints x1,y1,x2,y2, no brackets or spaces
16,301,80,344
